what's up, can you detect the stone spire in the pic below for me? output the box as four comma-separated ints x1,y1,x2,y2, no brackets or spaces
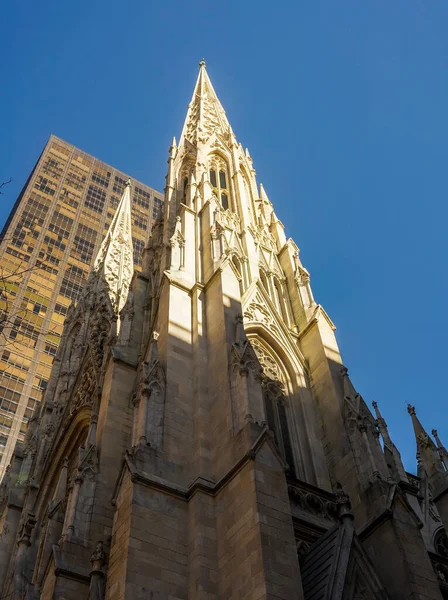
93,178,134,319
407,404,445,478
432,429,448,471
179,59,233,147
372,401,407,482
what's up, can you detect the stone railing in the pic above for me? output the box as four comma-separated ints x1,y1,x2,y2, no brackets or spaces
288,479,339,524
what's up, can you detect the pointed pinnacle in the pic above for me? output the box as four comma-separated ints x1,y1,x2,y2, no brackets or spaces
126,178,132,188
372,401,382,420
260,183,270,203
407,404,416,415
199,58,206,68
432,429,447,451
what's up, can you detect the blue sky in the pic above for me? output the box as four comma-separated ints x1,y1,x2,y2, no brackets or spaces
1,0,447,472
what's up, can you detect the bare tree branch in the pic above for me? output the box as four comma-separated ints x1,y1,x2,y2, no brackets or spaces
0,179,12,194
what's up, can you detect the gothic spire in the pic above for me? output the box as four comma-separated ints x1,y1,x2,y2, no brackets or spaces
93,178,134,317
407,404,445,477
179,60,233,147
372,401,407,482
432,429,448,470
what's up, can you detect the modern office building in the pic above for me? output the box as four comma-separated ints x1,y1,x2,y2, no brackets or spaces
0,135,163,478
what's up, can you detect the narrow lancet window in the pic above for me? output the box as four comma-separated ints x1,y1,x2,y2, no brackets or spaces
219,171,227,189
209,158,232,211
262,379,296,477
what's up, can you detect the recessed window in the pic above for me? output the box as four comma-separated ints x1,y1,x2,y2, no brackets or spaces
209,160,231,211
263,379,295,477
219,171,226,189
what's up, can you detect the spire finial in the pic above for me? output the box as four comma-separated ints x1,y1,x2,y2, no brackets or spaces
126,178,131,188
199,58,206,68
407,404,416,416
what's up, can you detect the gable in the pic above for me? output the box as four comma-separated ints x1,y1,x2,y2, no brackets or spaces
301,518,389,600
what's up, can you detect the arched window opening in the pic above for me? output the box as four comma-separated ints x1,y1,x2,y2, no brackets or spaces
219,171,227,189
434,529,448,558
209,157,232,211
262,379,296,477
181,176,189,203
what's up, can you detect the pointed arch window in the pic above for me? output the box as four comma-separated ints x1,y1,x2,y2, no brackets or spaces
262,379,296,477
210,158,231,211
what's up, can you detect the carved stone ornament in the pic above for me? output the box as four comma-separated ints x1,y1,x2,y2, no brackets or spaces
432,560,448,586
288,484,339,522
18,513,37,546
70,361,97,416
250,339,283,383
434,529,448,558
231,340,263,380
248,223,277,251
294,265,310,286
244,293,280,337
88,541,107,600
91,540,106,570
296,540,311,559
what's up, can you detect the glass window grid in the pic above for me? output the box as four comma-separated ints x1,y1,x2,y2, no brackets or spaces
41,154,67,180
34,176,57,196
84,184,107,213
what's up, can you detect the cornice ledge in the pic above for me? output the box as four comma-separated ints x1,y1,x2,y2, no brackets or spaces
358,509,394,540
179,202,197,216
53,545,90,583
110,348,139,369
112,427,274,503
163,270,195,294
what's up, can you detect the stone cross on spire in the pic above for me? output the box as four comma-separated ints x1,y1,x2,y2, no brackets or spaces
178,60,233,147
93,178,134,319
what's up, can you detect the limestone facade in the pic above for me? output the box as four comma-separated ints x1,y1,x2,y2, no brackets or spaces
1,62,448,600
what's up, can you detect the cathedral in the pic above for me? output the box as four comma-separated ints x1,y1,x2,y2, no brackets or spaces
1,61,448,600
